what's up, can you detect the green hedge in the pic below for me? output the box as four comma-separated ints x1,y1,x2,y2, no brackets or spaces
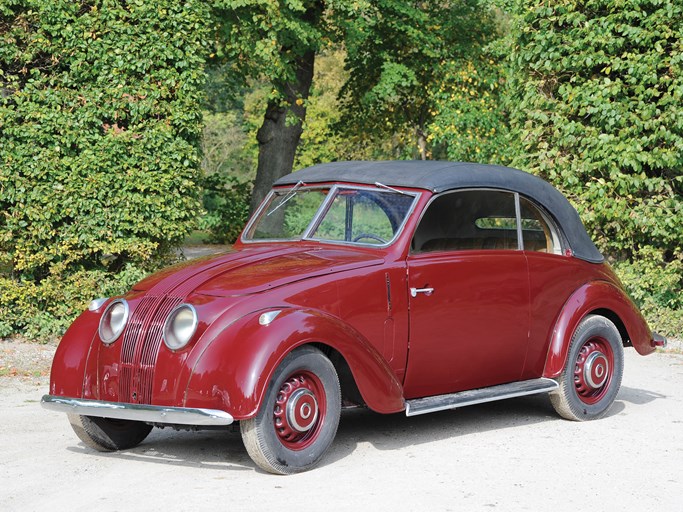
506,0,683,337
0,0,211,338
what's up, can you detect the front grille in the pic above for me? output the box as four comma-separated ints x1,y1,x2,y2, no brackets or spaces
119,295,183,404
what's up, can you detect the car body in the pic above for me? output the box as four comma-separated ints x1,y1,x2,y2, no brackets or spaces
42,161,666,474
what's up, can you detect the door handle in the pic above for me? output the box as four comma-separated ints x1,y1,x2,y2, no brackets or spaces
410,287,434,297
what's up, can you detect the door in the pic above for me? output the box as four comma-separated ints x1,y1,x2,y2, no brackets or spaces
403,190,531,399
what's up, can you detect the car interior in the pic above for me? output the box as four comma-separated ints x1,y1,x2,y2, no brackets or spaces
412,190,556,253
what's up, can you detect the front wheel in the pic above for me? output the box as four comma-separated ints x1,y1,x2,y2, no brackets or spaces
550,315,624,421
68,413,152,451
240,346,341,474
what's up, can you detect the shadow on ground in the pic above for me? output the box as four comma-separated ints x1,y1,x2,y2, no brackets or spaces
61,384,665,473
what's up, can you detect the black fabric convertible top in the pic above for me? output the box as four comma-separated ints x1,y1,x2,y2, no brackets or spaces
275,161,603,263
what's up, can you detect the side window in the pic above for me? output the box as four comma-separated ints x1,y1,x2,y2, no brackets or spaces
519,197,561,254
413,190,519,252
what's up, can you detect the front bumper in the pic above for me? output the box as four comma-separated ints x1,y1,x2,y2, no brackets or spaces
41,395,234,426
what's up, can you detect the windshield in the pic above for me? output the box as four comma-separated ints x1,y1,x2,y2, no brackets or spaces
244,185,418,245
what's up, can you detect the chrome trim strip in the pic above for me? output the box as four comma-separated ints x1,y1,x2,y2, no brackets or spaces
301,183,339,239
405,378,559,417
41,395,234,426
514,192,523,251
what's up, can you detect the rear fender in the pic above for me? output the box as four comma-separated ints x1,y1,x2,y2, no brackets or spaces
184,307,405,419
543,281,654,378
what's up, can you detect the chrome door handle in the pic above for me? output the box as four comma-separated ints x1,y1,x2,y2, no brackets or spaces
410,287,434,297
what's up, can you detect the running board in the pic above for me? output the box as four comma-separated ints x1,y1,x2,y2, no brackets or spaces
405,378,559,417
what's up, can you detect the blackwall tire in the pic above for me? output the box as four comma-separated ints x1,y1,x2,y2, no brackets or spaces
68,413,152,451
240,346,341,474
550,315,624,421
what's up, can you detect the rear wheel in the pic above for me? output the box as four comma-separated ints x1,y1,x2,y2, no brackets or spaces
68,413,152,451
241,346,341,474
550,315,624,421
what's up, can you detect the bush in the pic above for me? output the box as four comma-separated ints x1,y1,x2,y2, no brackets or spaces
0,0,211,339
0,265,150,340
199,172,252,244
612,248,683,339
505,0,683,335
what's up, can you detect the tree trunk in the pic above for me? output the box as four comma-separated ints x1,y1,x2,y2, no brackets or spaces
416,127,427,160
249,50,316,213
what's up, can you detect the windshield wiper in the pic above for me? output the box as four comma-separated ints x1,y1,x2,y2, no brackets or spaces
267,180,306,216
374,181,408,195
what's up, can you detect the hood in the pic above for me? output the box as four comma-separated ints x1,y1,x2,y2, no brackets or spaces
132,244,384,298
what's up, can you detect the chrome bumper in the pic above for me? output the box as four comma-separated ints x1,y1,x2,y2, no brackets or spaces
41,395,234,426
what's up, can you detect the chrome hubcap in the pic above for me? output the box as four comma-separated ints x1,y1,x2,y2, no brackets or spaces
286,388,319,433
584,351,609,389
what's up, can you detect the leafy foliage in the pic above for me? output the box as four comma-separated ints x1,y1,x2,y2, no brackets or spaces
199,171,251,244
2,0,680,340
340,0,499,159
505,0,683,335
0,0,210,337
613,248,683,338
429,53,510,164
211,1,367,209
201,111,255,182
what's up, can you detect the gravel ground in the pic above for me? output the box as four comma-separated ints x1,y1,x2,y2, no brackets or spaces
0,338,58,379
1,348,682,512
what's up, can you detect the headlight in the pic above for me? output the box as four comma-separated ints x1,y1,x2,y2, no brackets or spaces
163,304,198,351
98,299,129,344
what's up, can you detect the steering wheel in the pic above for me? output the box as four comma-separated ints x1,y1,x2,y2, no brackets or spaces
352,233,387,244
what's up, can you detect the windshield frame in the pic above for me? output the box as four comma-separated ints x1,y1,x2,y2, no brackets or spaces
241,184,421,248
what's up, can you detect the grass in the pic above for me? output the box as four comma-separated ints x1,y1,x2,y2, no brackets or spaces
183,230,210,245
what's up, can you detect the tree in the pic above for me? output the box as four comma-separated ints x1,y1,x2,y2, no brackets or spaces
428,48,510,164
213,0,336,211
212,1,500,210
505,0,683,335
340,0,499,160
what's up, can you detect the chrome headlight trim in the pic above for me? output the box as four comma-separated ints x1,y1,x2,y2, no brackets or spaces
163,303,198,351
98,299,129,344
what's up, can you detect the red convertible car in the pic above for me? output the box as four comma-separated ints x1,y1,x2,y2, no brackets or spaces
42,161,666,474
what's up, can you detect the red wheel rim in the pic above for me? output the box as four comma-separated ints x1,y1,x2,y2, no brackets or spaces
573,336,614,405
273,371,326,450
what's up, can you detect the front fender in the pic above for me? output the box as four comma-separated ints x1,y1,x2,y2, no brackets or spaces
49,309,99,398
543,280,654,378
183,308,405,419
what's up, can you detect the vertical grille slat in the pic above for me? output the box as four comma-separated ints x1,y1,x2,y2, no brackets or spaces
118,295,183,404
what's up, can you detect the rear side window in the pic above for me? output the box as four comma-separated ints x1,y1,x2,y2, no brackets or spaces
519,197,562,254
413,190,519,252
